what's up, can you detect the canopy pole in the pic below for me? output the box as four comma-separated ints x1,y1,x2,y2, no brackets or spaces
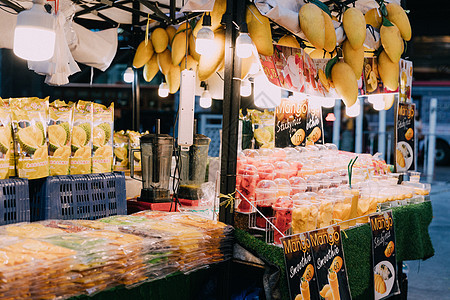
131,0,140,131
219,0,242,225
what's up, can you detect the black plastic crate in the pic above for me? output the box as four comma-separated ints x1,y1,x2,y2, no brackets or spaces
0,178,30,225
29,172,126,221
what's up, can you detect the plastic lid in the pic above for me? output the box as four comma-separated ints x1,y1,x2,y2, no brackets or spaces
256,180,277,191
273,196,293,209
140,133,174,144
194,134,211,145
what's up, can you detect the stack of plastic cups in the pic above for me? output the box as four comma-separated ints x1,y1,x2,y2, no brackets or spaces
272,196,293,244
236,164,258,213
254,180,278,228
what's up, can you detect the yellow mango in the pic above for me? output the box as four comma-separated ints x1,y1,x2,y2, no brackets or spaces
309,49,332,59
193,0,226,37
384,94,396,110
298,3,325,50
365,8,382,29
240,55,256,79
386,3,411,41
189,34,201,62
277,34,300,48
180,55,198,73
378,50,399,91
343,39,364,79
198,29,226,81
151,28,169,53
165,26,177,44
171,32,188,65
380,24,403,63
157,49,173,75
143,55,159,82
132,40,154,69
246,4,273,56
176,22,191,35
331,62,358,107
165,64,181,94
342,8,366,50
323,11,336,52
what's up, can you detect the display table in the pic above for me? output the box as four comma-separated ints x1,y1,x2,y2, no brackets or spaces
235,201,434,300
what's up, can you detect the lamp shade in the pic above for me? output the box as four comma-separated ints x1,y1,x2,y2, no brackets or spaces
13,0,56,61
200,90,212,108
236,33,253,58
195,27,214,55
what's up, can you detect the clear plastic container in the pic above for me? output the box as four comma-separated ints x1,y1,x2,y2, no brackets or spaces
236,164,258,213
292,200,319,234
272,196,293,244
316,198,335,228
274,161,292,179
256,163,275,182
274,178,291,197
289,177,307,195
255,180,278,228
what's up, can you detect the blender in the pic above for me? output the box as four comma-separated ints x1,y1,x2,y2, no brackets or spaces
177,133,211,203
131,120,173,203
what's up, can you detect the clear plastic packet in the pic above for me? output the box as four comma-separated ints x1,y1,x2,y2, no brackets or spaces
70,100,93,174
0,99,12,179
92,102,114,173
113,130,128,171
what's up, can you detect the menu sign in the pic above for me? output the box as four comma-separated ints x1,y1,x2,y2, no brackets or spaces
310,226,352,300
281,233,320,300
363,57,398,95
370,211,400,300
306,101,324,145
275,98,308,148
394,102,415,172
399,59,413,103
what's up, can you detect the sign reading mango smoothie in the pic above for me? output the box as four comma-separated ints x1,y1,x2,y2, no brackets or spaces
370,211,400,300
310,226,352,300
281,232,320,300
275,98,308,148
394,102,415,172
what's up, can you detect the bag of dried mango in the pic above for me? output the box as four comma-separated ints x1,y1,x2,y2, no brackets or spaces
0,99,12,179
127,130,143,172
113,130,128,171
11,97,49,179
92,102,113,173
70,100,93,174
48,100,73,175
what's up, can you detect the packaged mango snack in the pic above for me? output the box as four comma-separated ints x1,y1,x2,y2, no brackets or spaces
11,97,49,179
113,130,128,171
92,102,114,173
0,99,12,179
70,100,93,174
127,130,143,172
48,100,73,176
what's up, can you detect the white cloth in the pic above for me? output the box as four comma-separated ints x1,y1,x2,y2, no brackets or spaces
181,0,215,12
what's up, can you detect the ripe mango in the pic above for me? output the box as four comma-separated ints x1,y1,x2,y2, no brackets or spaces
188,34,201,62
133,40,154,69
365,8,382,29
343,39,364,79
342,8,366,50
380,24,403,63
240,55,256,79
378,50,399,91
157,49,173,75
143,55,159,82
198,29,225,81
193,0,226,37
384,93,396,110
323,11,336,52
309,49,332,59
277,34,300,48
172,31,188,65
151,28,169,54
331,61,358,107
176,22,191,35
180,55,198,73
165,26,177,44
165,64,181,94
247,4,273,56
386,3,411,41
298,3,325,50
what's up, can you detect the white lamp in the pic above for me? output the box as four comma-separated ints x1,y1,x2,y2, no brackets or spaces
321,97,336,108
200,89,212,108
13,0,56,61
345,99,361,117
236,32,253,58
195,13,214,55
123,67,134,83
158,82,169,98
240,79,252,97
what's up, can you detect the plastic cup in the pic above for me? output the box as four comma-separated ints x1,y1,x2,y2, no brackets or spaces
289,177,307,195
255,180,278,228
274,178,291,197
274,161,292,179
272,196,293,244
256,163,275,182
292,200,319,234
236,164,258,213
316,198,335,228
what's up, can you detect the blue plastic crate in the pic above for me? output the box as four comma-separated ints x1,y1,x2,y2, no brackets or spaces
0,178,30,225
29,172,126,221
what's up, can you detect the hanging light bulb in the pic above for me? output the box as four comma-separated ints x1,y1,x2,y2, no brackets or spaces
195,13,214,55
321,97,336,108
240,79,252,97
123,67,134,83
345,99,361,117
158,82,169,98
13,0,56,61
200,89,212,108
236,24,253,59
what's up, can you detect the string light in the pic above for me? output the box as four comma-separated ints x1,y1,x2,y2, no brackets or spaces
200,89,212,108
195,13,214,55
240,79,252,97
123,67,134,83
158,82,169,98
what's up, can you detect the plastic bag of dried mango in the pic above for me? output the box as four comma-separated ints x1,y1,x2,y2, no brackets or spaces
70,100,93,175
11,97,49,179
113,130,128,171
48,100,73,176
92,102,113,173
0,99,12,179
